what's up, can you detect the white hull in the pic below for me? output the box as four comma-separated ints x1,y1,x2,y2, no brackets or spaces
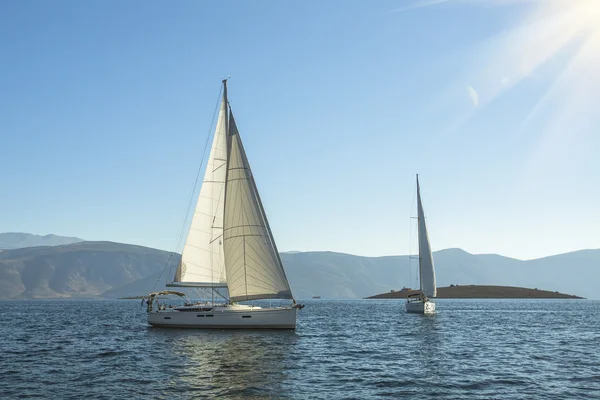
147,304,297,329
406,299,435,314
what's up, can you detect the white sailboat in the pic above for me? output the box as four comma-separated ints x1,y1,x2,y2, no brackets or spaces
406,174,437,314
147,80,303,329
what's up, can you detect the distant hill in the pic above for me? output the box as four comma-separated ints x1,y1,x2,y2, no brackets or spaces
0,241,176,299
101,270,171,299
366,285,583,299
0,233,83,250
0,240,598,300
281,249,600,300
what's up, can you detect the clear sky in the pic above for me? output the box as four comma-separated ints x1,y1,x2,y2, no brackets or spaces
1,0,598,260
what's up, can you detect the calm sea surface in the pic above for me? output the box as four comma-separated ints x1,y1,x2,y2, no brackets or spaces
1,299,599,399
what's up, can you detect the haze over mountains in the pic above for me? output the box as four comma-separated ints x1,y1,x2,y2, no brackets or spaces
0,233,597,300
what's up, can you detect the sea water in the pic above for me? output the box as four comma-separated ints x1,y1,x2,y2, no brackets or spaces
1,299,599,399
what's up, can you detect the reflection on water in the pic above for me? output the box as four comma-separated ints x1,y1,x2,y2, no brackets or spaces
169,331,297,397
411,314,441,370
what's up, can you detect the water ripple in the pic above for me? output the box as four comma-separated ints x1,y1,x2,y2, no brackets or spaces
1,299,600,399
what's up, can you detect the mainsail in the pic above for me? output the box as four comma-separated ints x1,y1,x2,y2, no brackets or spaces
417,175,437,298
172,92,228,286
222,110,293,302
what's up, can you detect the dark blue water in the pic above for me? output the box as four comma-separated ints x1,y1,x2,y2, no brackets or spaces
1,299,599,399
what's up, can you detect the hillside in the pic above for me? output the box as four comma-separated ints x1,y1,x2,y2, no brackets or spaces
0,232,83,250
366,285,583,299
89,247,600,300
0,241,177,299
280,249,600,299
0,239,598,300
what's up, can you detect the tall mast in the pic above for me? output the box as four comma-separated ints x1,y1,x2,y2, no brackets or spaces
211,80,228,293
417,174,423,293
221,79,231,302
222,78,230,212
223,79,229,139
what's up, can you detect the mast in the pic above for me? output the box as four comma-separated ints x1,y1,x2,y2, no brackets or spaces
222,78,230,209
222,78,232,302
417,174,423,293
223,79,229,140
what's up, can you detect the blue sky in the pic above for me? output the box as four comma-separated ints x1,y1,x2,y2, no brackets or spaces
1,0,598,260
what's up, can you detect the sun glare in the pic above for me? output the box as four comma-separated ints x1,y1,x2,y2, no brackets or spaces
454,0,600,114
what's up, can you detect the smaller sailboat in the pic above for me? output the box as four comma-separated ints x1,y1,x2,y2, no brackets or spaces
406,174,437,314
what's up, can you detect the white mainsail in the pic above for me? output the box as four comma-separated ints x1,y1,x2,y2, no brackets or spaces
222,111,293,302
173,94,228,286
417,175,437,298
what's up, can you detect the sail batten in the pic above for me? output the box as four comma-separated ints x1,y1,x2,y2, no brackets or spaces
417,176,437,298
222,111,293,302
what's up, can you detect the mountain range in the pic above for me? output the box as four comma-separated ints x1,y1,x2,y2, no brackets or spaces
0,232,83,250
0,234,597,300
0,241,176,299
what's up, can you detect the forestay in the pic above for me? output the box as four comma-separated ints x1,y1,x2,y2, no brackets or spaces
222,112,293,302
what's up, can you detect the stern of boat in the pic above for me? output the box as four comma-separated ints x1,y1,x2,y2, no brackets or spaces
405,299,436,314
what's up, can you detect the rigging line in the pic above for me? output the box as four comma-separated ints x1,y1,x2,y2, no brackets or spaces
151,253,172,291
211,287,228,301
165,84,224,280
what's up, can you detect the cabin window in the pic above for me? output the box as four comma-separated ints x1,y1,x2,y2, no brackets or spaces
197,315,205,317
206,315,214,317
164,317,171,320
242,316,251,318
175,307,214,312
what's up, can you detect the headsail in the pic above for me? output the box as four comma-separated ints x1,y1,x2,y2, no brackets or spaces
417,175,437,298
222,110,293,302
172,89,228,286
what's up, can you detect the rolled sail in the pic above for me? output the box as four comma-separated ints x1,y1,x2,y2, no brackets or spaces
173,95,228,285
222,112,293,302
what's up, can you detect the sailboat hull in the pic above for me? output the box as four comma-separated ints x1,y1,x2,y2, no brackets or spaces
147,305,297,329
405,299,436,314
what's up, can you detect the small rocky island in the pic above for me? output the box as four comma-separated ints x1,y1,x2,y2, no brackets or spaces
366,285,583,299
